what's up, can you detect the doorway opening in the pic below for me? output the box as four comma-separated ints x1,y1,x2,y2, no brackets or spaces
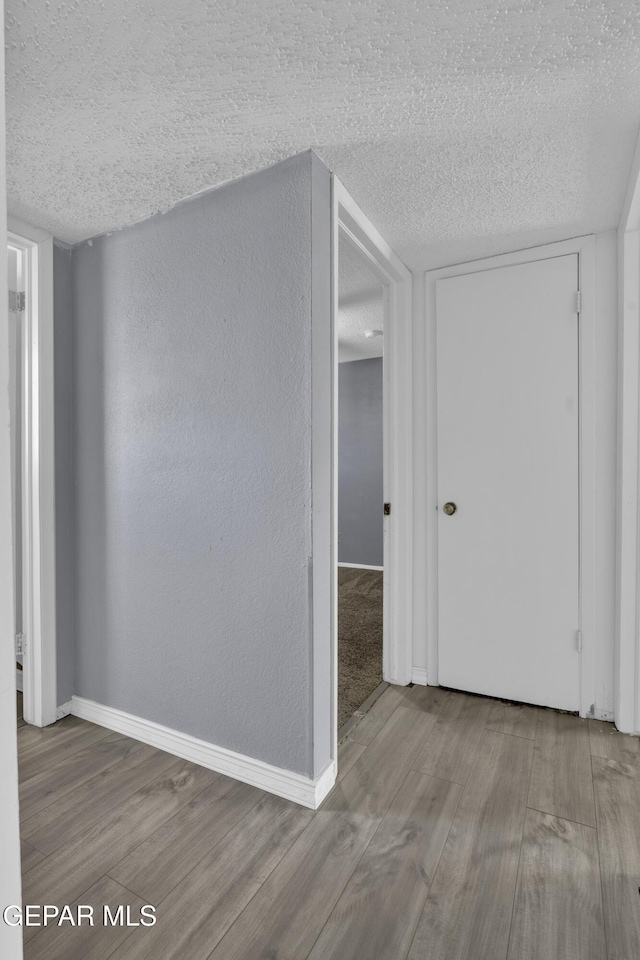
7,221,57,728
336,234,386,733
329,179,413,759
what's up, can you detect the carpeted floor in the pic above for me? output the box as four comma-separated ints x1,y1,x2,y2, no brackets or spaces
338,566,383,729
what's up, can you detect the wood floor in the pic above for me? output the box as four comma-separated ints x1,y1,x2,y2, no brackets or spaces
17,684,640,960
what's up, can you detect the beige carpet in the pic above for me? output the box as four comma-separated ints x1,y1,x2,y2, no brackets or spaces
338,566,383,729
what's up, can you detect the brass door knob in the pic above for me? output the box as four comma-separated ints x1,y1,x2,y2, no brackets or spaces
443,502,457,516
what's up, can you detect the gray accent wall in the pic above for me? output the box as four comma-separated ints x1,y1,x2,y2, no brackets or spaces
71,152,331,777
53,242,75,706
338,358,383,567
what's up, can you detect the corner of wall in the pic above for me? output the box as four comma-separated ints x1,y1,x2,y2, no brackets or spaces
310,151,333,779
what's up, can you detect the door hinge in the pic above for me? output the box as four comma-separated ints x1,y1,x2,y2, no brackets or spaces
15,632,25,657
576,629,582,653
8,290,25,313
384,503,391,516
575,291,581,314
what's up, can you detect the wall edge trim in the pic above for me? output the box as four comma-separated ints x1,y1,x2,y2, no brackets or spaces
411,667,428,686
70,696,336,810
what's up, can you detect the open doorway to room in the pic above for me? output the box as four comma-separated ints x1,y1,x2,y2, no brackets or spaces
336,235,386,733
329,180,413,759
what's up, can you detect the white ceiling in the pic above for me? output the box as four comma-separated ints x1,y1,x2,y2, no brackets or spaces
6,1,640,270
338,237,383,362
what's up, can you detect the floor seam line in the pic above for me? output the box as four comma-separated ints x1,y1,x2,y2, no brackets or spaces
404,735,477,960
18,740,145,823
525,805,597,829
590,754,612,960
504,741,536,960
19,755,187,856
130,789,267,908
294,762,421,960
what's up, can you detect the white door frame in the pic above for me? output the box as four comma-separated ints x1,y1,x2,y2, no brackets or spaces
616,134,640,735
423,235,597,719
330,178,413,753
7,216,57,727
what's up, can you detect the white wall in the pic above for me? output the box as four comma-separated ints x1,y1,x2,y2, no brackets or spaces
412,231,618,718
0,0,25,947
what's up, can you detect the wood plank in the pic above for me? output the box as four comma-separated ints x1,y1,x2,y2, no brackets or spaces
109,773,263,902
408,729,533,960
346,684,406,745
17,714,86,752
21,838,45,873
588,718,640,763
107,794,314,960
307,770,462,960
21,759,217,915
209,704,440,960
592,756,640,959
20,732,144,821
21,743,180,855
528,710,595,826
19,720,113,782
398,683,450,715
507,808,606,960
486,702,538,740
412,692,494,784
24,875,147,960
337,738,366,781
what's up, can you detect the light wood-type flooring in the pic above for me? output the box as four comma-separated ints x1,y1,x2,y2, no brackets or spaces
17,684,640,960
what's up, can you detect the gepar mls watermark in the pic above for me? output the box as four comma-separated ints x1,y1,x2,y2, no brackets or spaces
3,904,157,927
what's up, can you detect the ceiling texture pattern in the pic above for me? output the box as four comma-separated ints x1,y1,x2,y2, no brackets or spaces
6,0,640,268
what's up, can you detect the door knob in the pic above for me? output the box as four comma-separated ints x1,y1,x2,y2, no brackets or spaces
443,502,457,516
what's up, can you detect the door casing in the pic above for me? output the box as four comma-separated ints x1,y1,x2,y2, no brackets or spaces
323,178,413,766
423,236,597,720
7,217,57,728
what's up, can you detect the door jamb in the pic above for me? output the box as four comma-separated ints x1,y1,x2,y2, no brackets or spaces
423,235,596,719
616,133,640,734
329,178,413,761
7,216,57,727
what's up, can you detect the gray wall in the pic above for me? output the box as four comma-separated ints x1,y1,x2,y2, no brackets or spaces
53,242,75,705
338,358,383,567
71,152,331,776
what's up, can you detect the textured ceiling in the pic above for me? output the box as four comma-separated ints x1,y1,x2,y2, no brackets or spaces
6,1,640,269
338,235,383,362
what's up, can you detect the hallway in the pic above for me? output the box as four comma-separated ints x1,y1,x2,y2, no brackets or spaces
18,684,639,959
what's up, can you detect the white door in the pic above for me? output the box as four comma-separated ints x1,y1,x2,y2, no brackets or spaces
436,254,580,710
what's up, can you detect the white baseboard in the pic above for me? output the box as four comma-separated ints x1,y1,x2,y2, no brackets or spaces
16,669,23,693
337,562,384,571
56,700,72,720
411,667,428,686
70,696,335,810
